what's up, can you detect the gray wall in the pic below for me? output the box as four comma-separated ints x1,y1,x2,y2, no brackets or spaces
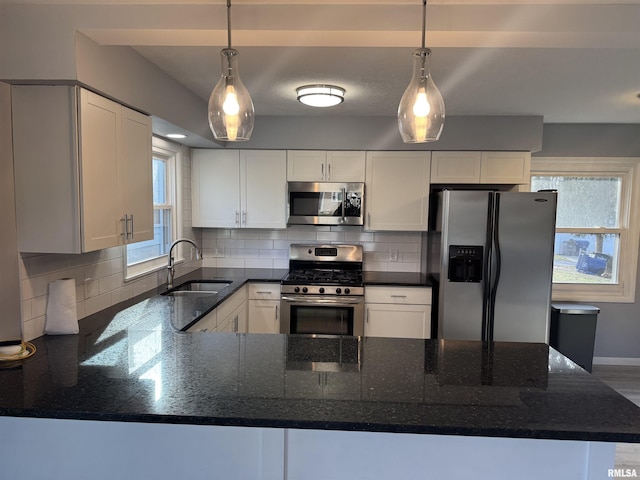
0,82,24,343
535,124,640,360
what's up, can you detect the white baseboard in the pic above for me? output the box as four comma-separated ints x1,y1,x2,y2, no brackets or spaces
593,356,640,366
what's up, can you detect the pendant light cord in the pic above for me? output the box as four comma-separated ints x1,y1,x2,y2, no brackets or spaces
226,0,232,49
421,0,427,49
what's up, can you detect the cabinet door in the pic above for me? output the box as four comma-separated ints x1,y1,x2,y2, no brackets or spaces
120,107,153,243
192,149,241,228
286,150,326,181
430,151,481,184
326,151,365,182
186,309,217,332
364,304,431,339
242,150,287,229
365,151,430,231
480,151,531,184
248,300,280,333
79,89,122,251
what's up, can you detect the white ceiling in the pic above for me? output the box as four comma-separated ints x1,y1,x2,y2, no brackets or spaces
6,1,640,138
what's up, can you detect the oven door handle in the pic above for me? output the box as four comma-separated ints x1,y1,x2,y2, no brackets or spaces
281,296,363,305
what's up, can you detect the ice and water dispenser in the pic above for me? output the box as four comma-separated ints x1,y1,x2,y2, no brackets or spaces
448,246,483,283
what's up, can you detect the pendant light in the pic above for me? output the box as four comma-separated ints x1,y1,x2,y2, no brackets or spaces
397,0,445,143
208,0,254,142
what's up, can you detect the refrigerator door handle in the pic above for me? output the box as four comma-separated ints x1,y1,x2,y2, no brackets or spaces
482,192,495,342
487,193,503,342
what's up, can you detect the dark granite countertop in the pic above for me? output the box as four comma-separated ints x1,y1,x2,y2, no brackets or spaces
1,268,640,443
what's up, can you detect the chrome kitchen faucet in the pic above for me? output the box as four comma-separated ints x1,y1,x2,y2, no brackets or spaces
167,238,202,289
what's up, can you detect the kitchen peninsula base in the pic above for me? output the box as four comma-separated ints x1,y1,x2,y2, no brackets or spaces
0,417,615,480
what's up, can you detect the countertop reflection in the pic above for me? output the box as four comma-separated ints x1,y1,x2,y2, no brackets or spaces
1,269,639,443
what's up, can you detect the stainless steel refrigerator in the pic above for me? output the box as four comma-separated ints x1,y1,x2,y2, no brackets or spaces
427,190,557,343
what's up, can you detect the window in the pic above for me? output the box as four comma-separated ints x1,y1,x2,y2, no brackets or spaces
125,138,180,280
531,157,640,303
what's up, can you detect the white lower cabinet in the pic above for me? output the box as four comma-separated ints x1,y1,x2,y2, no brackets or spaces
186,309,217,333
216,286,248,333
186,286,247,333
364,286,432,339
248,283,281,334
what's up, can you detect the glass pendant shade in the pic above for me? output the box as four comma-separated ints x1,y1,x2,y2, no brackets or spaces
208,48,254,142
398,48,445,143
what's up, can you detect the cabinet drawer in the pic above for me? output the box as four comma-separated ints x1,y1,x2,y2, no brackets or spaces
365,286,431,305
248,283,281,299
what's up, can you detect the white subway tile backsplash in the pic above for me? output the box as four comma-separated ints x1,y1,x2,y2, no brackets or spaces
245,239,274,250
245,258,274,269
198,226,423,273
316,231,345,242
23,316,46,342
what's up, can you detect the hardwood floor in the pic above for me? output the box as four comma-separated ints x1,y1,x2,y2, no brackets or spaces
591,365,640,471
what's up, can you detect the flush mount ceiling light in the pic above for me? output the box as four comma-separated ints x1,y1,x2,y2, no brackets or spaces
166,133,187,139
397,0,445,143
208,0,254,142
297,85,346,108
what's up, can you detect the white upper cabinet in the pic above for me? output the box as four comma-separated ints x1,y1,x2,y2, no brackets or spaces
12,85,152,253
287,150,365,182
192,149,287,229
479,151,531,184
431,151,530,184
364,151,431,231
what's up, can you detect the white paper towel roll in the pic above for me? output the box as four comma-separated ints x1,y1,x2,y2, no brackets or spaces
45,278,79,335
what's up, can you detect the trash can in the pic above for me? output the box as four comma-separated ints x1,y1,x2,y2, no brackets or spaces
550,303,600,372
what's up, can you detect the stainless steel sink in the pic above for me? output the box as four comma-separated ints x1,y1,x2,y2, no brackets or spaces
164,281,231,296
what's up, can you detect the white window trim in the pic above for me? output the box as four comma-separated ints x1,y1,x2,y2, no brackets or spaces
531,156,640,303
124,137,183,281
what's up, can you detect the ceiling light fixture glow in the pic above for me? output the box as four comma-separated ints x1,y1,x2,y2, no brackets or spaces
166,133,187,139
207,0,254,142
297,85,345,108
397,0,445,143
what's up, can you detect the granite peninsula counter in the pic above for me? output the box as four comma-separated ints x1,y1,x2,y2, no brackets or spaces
0,268,638,479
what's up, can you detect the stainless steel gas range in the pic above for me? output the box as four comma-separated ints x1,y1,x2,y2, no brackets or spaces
280,244,364,336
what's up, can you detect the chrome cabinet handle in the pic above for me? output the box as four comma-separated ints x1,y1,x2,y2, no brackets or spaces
366,308,369,323
235,211,240,226
327,162,331,180
130,213,134,239
121,215,128,238
256,291,272,295
275,305,278,320
321,163,324,180
390,295,407,298
341,187,347,223
242,211,247,225
368,212,371,227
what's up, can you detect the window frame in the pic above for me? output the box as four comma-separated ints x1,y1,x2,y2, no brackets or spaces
124,137,181,281
531,157,640,303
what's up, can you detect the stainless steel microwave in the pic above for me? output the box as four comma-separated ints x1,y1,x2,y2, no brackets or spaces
287,182,364,226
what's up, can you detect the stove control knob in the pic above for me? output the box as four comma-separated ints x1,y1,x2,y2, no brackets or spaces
336,288,342,294
344,288,350,294
319,287,325,294
294,287,300,293
302,287,308,293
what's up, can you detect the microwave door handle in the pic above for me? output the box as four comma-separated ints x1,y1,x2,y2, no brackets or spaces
341,187,347,223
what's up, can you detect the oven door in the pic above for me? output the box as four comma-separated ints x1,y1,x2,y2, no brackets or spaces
280,295,364,336
287,182,364,226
